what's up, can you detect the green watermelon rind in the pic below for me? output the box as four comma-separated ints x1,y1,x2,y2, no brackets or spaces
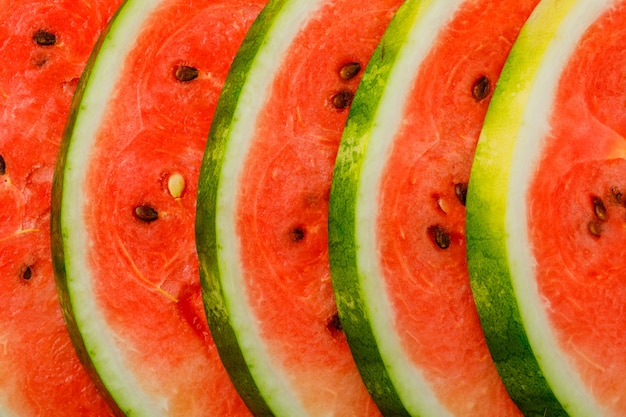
195,0,326,415
328,1,477,416
466,0,615,415
51,1,176,416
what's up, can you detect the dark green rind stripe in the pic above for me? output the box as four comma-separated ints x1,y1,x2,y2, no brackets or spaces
328,1,422,415
51,2,131,416
195,1,290,416
466,0,577,415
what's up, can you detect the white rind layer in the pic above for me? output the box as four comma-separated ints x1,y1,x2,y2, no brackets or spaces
505,0,616,415
60,1,169,415
215,0,325,414
353,1,464,415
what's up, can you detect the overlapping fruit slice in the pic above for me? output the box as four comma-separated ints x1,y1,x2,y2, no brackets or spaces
0,1,122,415
51,0,267,415
327,0,538,415
195,0,403,414
467,0,626,415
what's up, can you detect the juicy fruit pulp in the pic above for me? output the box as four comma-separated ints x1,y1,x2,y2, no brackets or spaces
467,0,626,415
52,0,266,415
328,0,536,415
0,1,122,415
196,0,402,415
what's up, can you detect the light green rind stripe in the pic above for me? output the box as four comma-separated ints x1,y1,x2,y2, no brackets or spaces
467,0,615,415
330,0,467,416
52,1,169,416
196,0,325,415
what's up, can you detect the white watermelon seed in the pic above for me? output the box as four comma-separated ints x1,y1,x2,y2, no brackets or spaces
167,172,185,199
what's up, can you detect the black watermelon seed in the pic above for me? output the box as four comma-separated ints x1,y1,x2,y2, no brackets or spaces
289,226,306,243
22,266,32,280
332,90,354,109
472,75,491,101
174,65,199,82
428,225,451,249
134,205,159,223
339,62,361,80
454,182,468,206
0,155,5,175
33,30,56,46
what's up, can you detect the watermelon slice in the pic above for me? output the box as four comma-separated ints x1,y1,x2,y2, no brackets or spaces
0,1,122,415
51,0,266,415
328,0,537,415
195,0,402,414
467,0,626,415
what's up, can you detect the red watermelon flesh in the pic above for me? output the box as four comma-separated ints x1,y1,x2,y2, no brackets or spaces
232,0,402,414
73,0,265,414
0,1,121,415
530,3,626,413
373,0,537,414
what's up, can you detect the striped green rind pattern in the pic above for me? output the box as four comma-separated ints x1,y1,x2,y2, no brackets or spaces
466,0,595,415
194,1,289,415
328,1,428,415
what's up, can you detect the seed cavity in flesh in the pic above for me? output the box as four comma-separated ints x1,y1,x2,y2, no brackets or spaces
455,182,468,206
33,30,56,46
472,75,491,101
428,225,451,249
134,205,159,223
339,62,361,80
0,155,5,175
289,225,306,243
21,266,32,280
174,65,199,82
332,90,354,109
167,172,185,199
592,196,608,221
611,187,623,204
326,312,343,337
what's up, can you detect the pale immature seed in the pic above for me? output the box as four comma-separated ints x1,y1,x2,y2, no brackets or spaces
168,172,185,199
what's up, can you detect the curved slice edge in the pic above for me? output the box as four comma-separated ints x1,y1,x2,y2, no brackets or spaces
52,1,178,416
466,0,616,415
195,0,323,415
329,0,470,416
